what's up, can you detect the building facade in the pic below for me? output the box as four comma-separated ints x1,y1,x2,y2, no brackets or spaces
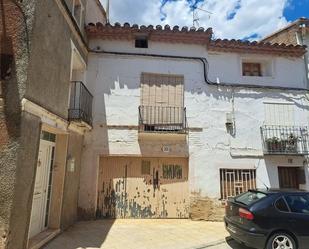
77,23,309,220
0,1,105,248
261,18,309,85
1,2,309,248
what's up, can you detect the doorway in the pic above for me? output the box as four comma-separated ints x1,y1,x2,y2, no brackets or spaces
28,132,55,238
278,167,299,189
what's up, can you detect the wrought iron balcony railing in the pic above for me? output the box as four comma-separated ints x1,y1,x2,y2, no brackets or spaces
260,125,309,155
68,81,93,126
138,105,187,133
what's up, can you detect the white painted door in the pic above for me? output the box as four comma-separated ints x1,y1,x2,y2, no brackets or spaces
28,140,54,238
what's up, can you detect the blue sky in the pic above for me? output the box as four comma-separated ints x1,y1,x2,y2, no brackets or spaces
100,0,308,40
284,0,309,21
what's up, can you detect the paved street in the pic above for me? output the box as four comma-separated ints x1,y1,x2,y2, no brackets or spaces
42,219,252,249
207,239,253,249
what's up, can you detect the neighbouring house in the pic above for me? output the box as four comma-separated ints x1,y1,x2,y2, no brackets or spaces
261,17,309,84
77,22,309,221
0,0,105,248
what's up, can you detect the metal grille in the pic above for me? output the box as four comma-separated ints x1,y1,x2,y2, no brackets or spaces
260,125,309,155
138,105,187,133
220,169,256,201
68,81,93,126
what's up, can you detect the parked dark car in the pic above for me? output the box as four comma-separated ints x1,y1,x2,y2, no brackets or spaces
225,189,309,249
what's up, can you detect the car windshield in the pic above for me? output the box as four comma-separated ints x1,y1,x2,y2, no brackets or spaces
235,191,267,206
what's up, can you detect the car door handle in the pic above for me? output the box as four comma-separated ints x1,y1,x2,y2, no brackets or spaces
288,219,297,222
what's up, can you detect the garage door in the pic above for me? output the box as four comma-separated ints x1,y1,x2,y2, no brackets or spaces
97,157,189,218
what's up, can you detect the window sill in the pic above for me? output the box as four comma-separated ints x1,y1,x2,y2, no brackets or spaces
242,76,274,80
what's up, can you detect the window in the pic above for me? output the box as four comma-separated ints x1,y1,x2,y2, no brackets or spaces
135,37,148,48
162,165,182,179
73,0,84,27
140,73,185,130
285,195,309,214
275,197,290,212
235,191,267,206
264,103,295,126
242,63,262,76
41,131,56,142
140,73,184,107
220,169,256,200
141,160,151,175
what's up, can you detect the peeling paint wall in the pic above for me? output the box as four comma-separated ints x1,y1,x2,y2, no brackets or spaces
97,157,189,219
79,40,309,219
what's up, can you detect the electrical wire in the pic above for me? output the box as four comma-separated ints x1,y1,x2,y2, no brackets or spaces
90,49,308,91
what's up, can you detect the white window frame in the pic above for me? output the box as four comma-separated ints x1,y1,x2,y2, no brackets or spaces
72,0,84,28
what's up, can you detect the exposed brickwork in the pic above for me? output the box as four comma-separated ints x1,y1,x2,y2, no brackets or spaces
0,1,26,79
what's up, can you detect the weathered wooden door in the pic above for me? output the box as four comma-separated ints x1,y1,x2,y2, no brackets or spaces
97,157,189,218
29,140,55,238
278,167,299,189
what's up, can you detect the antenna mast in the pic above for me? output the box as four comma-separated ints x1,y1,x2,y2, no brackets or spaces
192,7,213,28
106,0,110,23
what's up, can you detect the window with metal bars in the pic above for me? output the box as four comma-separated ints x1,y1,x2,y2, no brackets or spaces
220,169,256,201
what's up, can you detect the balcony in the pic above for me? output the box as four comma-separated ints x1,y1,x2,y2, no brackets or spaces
68,81,93,127
138,106,188,134
261,125,309,155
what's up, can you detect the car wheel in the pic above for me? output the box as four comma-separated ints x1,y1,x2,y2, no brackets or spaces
266,232,297,249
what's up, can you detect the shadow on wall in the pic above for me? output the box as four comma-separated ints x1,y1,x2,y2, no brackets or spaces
97,58,309,111
77,84,110,220
138,137,189,158
43,220,115,249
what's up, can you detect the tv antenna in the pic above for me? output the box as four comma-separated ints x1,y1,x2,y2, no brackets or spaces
193,7,213,27
106,0,110,23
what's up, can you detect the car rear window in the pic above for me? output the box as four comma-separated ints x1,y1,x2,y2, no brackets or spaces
285,195,309,214
235,191,267,206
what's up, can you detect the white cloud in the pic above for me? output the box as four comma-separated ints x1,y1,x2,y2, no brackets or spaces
99,0,290,40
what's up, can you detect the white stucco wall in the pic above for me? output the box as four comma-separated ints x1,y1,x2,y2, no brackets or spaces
79,40,309,214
